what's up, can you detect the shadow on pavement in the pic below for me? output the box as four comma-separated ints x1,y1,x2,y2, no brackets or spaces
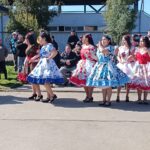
53,98,99,108
53,98,150,112
110,101,150,112
0,95,27,105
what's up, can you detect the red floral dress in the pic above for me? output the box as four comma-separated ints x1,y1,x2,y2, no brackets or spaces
128,51,150,90
70,44,97,86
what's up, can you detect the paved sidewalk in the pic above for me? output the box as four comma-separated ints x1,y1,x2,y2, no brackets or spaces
0,91,150,150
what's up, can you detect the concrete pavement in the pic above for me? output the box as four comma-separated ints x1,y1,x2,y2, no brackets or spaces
0,91,150,150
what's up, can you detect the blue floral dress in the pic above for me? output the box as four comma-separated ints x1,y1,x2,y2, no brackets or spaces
86,45,130,88
27,43,64,84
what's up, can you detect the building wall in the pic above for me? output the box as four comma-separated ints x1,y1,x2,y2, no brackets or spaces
51,31,103,52
133,11,150,33
50,12,150,51
50,13,106,26
1,12,150,51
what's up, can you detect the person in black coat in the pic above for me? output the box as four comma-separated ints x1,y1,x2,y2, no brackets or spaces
60,43,78,85
51,35,61,68
0,39,8,79
16,34,27,72
67,30,79,49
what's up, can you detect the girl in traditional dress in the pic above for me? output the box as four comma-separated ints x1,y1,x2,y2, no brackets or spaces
70,34,97,103
23,33,42,101
116,35,135,102
86,35,130,106
27,31,64,103
128,36,150,104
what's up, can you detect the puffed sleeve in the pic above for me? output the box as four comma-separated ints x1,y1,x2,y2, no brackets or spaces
47,43,55,52
88,46,97,61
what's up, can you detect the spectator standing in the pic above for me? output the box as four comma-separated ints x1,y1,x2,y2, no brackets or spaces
147,30,150,41
10,31,18,71
0,39,8,79
16,34,27,73
52,35,61,68
52,35,58,50
67,30,79,49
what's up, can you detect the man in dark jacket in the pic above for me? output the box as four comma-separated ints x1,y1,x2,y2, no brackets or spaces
16,34,27,72
67,30,79,49
0,39,8,79
60,44,78,85
52,35,61,68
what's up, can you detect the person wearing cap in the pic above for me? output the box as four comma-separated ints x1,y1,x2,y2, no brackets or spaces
0,39,8,79
9,31,18,71
67,30,79,49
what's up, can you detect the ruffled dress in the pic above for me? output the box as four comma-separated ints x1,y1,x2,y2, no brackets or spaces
70,44,97,86
117,46,136,79
27,43,64,84
86,46,130,88
128,51,150,90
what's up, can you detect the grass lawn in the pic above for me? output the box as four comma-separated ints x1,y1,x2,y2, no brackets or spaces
0,64,23,89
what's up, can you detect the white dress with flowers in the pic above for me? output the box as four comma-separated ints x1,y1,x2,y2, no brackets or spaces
27,43,64,84
117,46,135,79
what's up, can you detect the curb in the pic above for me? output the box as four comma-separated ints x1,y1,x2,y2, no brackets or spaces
0,87,139,93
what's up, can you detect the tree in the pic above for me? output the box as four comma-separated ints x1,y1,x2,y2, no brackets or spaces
104,0,137,44
0,0,57,33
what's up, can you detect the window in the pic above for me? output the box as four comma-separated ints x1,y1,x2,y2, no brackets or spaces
77,26,84,31
84,26,98,31
59,26,64,31
65,26,72,31
47,26,58,31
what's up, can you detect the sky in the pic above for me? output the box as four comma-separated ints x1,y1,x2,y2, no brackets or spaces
139,0,150,14
59,0,150,14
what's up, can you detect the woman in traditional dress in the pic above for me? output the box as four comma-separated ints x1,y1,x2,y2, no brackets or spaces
116,35,135,102
23,33,42,101
70,34,97,103
86,35,130,106
128,36,150,104
27,31,64,103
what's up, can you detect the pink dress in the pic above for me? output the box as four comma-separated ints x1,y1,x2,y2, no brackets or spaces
70,44,97,86
128,51,150,90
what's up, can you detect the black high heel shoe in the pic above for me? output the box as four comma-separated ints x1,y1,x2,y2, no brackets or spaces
28,94,37,100
83,97,93,103
125,96,129,102
116,96,120,102
42,98,50,103
50,94,57,103
42,94,57,103
35,95,43,102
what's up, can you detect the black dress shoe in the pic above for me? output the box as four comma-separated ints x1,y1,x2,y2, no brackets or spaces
143,100,149,105
83,97,93,103
105,101,111,107
28,94,37,100
35,95,43,101
50,94,57,103
99,101,106,106
125,96,129,102
42,98,50,103
116,96,120,102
